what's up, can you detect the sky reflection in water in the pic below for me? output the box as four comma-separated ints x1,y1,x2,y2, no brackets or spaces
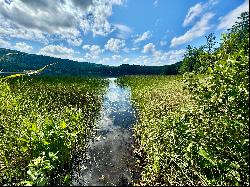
73,78,137,186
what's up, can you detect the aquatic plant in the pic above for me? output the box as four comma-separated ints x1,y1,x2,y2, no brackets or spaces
0,76,108,185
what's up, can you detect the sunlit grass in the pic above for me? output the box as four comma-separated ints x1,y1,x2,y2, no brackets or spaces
118,74,249,186
0,76,108,185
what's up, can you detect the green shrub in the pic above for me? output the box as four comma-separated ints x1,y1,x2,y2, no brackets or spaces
0,76,107,185
181,35,249,185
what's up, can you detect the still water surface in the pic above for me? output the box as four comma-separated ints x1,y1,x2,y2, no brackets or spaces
73,78,137,186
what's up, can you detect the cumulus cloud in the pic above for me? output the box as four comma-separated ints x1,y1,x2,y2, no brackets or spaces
155,49,186,65
0,38,11,49
95,46,185,66
217,0,249,30
105,38,126,53
0,39,33,53
183,0,217,26
0,0,125,45
67,38,83,47
134,31,152,44
143,43,156,53
132,55,150,65
96,57,111,65
0,22,48,44
14,42,33,53
112,54,122,61
39,45,75,59
82,44,103,60
171,12,215,47
123,58,130,63
133,49,185,66
140,42,186,65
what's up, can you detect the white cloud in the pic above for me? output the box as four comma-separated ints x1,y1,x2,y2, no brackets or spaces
112,54,122,61
105,38,126,53
171,12,215,47
183,0,217,26
131,47,139,51
0,22,48,44
0,39,33,53
183,3,203,26
160,40,167,46
123,58,130,63
96,57,111,65
70,57,85,62
123,47,130,53
217,0,249,30
0,0,125,45
132,48,185,66
94,46,185,66
143,43,156,53
67,38,82,47
153,0,159,7
0,38,11,49
14,42,33,53
134,31,152,44
39,45,75,59
138,41,186,65
82,45,90,50
114,24,133,39
132,55,150,65
82,44,103,60
158,49,186,64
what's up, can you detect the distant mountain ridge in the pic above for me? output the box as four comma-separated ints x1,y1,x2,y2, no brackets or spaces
0,48,182,76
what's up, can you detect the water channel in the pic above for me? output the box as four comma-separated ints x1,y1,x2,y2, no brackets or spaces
73,78,137,186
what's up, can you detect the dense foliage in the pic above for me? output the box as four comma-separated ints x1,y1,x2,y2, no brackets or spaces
118,11,249,186
179,12,249,75
118,76,193,185
0,76,107,185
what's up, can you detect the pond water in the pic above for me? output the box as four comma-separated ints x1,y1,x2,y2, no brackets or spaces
72,78,137,186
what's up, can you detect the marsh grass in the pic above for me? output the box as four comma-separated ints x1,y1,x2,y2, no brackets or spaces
118,72,249,186
0,76,108,185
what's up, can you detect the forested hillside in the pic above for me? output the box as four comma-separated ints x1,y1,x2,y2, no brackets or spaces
0,48,181,76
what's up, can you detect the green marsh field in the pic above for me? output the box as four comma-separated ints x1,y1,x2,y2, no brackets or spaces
118,73,249,186
1,70,248,186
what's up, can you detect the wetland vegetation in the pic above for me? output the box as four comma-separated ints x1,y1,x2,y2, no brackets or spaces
0,11,249,186
0,76,108,185
118,12,249,186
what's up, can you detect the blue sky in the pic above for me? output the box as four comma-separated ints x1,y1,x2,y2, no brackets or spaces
0,0,249,66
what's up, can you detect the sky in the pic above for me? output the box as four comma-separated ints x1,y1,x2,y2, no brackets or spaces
0,0,249,66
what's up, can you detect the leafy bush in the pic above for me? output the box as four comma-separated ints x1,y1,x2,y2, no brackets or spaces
0,76,107,185
118,11,249,186
181,29,249,185
118,75,193,185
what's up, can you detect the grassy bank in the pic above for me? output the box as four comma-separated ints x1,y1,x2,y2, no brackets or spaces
0,76,108,185
118,75,193,185
118,74,249,186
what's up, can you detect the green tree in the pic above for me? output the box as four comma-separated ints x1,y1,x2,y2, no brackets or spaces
182,11,249,185
179,45,206,74
222,11,249,55
205,33,217,54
